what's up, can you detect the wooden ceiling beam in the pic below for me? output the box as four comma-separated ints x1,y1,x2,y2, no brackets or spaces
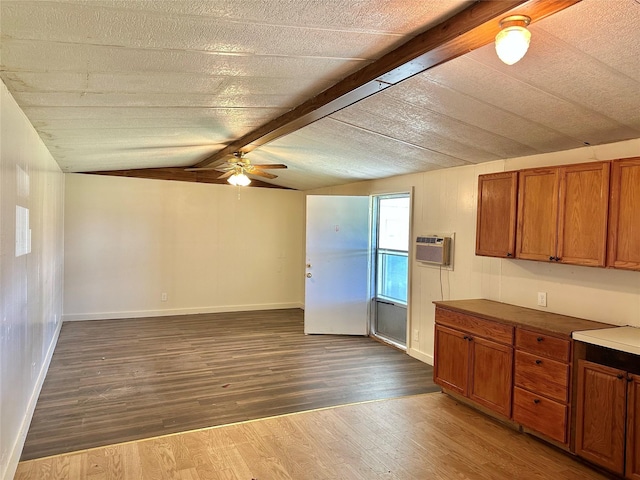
191,0,581,170
83,168,290,189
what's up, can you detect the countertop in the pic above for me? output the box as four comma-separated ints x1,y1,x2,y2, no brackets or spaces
433,299,614,337
572,326,640,356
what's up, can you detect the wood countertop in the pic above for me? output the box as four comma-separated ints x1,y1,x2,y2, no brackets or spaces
433,299,614,338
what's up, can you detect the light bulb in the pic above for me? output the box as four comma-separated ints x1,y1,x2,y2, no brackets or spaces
228,173,251,187
495,15,531,65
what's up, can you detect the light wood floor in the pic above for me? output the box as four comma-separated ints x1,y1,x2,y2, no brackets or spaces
23,309,438,460
16,393,610,480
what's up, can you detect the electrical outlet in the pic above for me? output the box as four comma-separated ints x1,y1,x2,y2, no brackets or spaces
413,329,419,341
161,292,168,302
537,292,547,307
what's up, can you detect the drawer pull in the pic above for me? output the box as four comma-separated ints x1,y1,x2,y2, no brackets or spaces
535,359,542,365
533,399,540,404
536,337,544,342
617,374,625,380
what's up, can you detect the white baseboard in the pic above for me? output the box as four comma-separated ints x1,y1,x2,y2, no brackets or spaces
3,319,62,480
408,348,433,366
62,302,305,322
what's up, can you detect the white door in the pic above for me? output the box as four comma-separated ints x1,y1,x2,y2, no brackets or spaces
304,195,370,335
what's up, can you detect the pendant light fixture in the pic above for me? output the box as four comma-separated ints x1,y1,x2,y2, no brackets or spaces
495,15,532,65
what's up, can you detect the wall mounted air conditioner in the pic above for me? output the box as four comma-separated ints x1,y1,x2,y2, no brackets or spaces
415,235,452,266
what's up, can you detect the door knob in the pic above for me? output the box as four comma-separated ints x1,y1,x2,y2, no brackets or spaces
306,273,312,278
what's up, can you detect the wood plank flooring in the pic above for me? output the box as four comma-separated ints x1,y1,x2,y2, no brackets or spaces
16,393,610,480
22,309,438,460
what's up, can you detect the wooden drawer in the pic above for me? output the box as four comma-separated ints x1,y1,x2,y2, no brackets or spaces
513,387,568,444
515,329,570,362
435,308,513,345
514,351,569,402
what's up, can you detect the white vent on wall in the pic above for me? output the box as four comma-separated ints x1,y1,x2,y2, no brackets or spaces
415,235,452,266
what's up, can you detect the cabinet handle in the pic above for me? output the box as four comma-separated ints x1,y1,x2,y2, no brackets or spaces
467,336,473,342
555,256,561,262
533,399,540,404
463,335,469,340
535,359,542,365
506,252,513,257
549,256,555,261
536,337,544,342
617,374,625,380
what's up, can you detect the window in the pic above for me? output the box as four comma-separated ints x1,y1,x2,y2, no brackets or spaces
375,196,409,304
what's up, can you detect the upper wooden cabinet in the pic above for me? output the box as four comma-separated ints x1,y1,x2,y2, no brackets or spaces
608,157,640,271
515,167,559,262
476,158,640,271
557,162,610,267
476,172,518,258
514,162,610,267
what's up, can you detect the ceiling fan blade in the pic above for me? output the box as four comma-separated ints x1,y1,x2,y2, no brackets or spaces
249,170,277,180
250,164,288,170
217,170,235,179
185,156,237,172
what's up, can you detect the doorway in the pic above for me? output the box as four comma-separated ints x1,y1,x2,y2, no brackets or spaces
371,193,410,348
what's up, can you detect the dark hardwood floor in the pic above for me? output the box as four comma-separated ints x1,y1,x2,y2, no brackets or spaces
23,309,438,460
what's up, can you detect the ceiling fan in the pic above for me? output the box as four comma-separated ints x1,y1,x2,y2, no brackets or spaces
186,152,287,186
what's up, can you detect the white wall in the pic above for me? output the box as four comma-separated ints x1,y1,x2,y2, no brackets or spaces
0,81,64,480
308,139,640,364
64,174,305,320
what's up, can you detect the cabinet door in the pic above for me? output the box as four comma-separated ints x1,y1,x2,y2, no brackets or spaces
434,325,469,396
575,360,627,475
557,162,610,267
469,336,513,417
516,168,559,261
476,172,518,258
608,157,640,270
627,374,640,480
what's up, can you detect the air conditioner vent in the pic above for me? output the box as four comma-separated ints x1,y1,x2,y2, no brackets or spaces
415,235,451,266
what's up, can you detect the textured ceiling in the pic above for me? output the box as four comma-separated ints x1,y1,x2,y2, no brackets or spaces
1,0,640,190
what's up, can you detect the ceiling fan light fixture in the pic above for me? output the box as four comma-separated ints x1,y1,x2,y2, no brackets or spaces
495,15,531,65
228,172,251,187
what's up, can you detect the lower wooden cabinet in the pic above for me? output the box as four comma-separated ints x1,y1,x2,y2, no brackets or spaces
433,325,469,396
575,360,639,478
469,336,513,417
626,375,640,480
432,300,624,477
513,329,572,445
434,308,513,418
513,387,567,444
